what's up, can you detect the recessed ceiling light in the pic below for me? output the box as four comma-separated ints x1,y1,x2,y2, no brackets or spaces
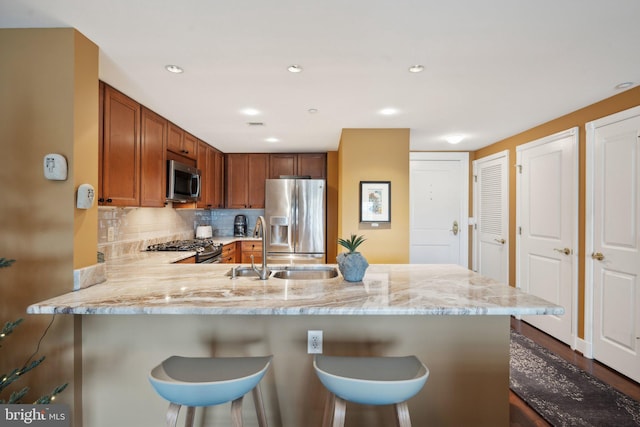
287,65,303,73
615,81,635,90
265,137,279,143
444,134,465,144
408,65,425,73
308,108,318,114
241,108,261,116
379,108,399,116
247,122,265,127
165,64,184,74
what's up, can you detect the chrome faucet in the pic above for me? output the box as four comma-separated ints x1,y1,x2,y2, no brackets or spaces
251,216,270,280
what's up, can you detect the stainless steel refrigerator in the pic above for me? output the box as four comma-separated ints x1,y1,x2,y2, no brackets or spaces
265,178,326,264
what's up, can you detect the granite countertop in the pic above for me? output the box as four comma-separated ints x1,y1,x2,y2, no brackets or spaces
28,253,564,316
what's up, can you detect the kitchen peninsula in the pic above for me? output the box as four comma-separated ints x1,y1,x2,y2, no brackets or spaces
28,257,562,427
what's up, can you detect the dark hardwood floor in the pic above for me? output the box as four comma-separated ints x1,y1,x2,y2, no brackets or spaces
509,317,640,427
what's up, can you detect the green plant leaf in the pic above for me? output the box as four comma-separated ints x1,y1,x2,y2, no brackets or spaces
337,234,366,253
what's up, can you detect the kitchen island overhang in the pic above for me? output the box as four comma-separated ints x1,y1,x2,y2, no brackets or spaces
27,261,563,427
27,262,563,317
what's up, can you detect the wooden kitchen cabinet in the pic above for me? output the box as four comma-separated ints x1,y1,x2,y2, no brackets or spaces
298,153,326,178
167,122,198,160
225,153,269,208
212,150,225,208
101,84,141,206
197,141,225,209
269,154,296,178
220,243,237,263
269,153,326,179
140,107,167,207
240,241,263,263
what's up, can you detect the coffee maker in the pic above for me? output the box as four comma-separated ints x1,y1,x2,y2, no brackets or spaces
234,215,247,236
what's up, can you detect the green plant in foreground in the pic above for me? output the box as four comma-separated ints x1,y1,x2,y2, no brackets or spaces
338,234,366,253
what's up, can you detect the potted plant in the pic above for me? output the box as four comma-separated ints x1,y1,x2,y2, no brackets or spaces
336,234,369,282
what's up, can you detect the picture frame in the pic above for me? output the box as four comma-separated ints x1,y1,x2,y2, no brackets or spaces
359,181,391,223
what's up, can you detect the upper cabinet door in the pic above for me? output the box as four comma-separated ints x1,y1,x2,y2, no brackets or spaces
140,107,167,207
247,154,268,208
212,150,225,208
225,153,268,208
102,85,141,206
297,153,326,179
167,123,197,160
269,154,297,178
225,154,249,208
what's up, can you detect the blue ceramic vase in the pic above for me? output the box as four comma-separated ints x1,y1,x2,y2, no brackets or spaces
336,252,369,282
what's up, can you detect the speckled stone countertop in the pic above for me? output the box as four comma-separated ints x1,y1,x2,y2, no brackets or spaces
27,252,564,316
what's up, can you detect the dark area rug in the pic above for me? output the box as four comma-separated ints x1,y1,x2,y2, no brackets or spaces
510,330,640,426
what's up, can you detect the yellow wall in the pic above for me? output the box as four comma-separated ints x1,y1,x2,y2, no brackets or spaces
474,85,640,337
0,28,98,420
73,32,99,269
337,129,410,263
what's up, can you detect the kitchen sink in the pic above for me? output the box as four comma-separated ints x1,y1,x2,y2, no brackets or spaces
226,267,261,277
272,266,339,280
226,265,339,280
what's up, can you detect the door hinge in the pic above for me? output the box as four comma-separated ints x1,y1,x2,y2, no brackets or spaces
474,175,477,182
515,164,522,174
518,226,522,235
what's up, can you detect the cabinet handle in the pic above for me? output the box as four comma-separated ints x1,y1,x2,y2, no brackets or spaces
98,197,105,203
591,252,605,261
494,238,506,244
106,198,113,203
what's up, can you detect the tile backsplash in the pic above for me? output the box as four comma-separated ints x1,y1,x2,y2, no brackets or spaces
98,206,264,260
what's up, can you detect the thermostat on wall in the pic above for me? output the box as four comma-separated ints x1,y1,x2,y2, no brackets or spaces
44,153,68,181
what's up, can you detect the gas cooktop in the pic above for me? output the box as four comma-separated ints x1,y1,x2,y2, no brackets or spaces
146,239,220,252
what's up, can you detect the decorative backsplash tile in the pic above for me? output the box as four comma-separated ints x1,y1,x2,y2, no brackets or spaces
97,206,264,260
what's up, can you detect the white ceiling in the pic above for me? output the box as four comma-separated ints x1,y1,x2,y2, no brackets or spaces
2,0,639,153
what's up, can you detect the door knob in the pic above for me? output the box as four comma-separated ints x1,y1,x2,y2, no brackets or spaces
554,248,571,255
591,252,605,261
494,238,506,244
450,220,459,236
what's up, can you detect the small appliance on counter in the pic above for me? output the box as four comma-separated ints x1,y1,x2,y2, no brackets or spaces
195,225,213,239
234,215,247,237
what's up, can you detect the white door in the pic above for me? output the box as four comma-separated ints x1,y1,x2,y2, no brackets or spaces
473,150,509,284
410,152,469,266
587,106,640,383
517,128,578,347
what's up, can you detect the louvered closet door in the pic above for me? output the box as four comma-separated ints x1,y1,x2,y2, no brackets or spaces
474,151,509,284
518,128,577,346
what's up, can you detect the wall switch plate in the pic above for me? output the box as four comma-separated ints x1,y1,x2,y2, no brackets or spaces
307,330,323,354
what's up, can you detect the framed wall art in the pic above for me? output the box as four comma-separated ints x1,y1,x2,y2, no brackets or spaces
359,181,391,223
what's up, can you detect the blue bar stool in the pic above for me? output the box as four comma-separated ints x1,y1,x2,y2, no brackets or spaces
313,355,429,427
149,355,272,427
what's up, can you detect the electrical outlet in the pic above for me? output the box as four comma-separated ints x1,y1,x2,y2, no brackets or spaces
307,330,323,354
107,227,115,242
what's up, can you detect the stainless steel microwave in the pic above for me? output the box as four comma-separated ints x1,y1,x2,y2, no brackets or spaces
166,160,201,203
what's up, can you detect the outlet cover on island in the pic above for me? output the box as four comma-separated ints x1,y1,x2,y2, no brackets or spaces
307,330,323,354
